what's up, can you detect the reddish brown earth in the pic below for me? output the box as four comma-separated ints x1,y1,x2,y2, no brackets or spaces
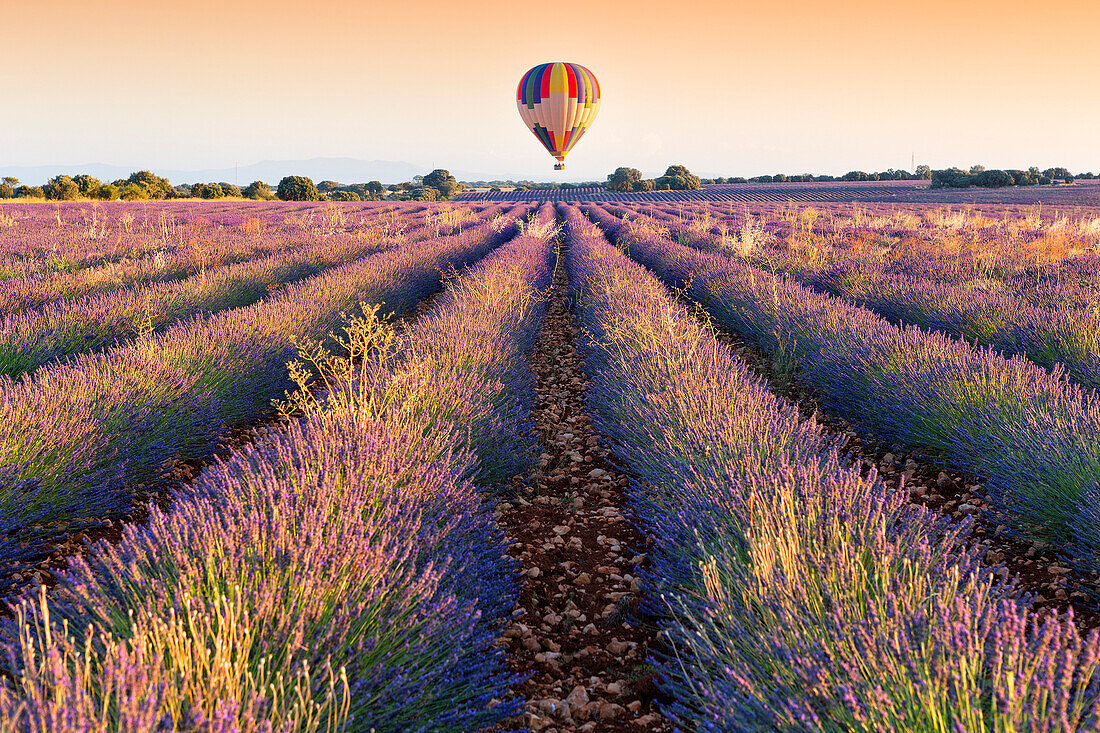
495,254,672,732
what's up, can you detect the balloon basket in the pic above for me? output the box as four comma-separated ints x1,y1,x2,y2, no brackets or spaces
554,163,565,170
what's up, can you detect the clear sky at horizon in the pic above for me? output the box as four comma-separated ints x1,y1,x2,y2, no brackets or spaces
3,0,1098,181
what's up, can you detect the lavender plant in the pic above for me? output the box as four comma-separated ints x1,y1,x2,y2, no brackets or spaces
586,204,1100,577
0,201,482,314
0,206,496,378
562,203,1100,731
0,207,530,585
0,205,557,730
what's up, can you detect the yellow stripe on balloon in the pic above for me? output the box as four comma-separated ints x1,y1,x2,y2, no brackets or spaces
549,62,568,94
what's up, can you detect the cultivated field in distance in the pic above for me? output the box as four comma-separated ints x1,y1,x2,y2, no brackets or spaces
2,190,1100,730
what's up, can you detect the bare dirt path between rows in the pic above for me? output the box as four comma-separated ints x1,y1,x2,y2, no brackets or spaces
495,249,672,732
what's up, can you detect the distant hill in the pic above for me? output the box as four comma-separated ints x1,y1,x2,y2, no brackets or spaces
0,157,462,186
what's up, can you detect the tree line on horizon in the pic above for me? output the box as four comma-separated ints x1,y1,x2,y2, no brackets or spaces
606,165,703,192
929,166,1085,189
4,164,1095,202
0,169,466,202
706,165,1092,189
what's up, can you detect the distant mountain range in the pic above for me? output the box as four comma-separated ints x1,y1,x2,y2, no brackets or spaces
0,157,500,186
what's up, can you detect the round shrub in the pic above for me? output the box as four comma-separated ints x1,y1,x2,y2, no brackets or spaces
95,184,120,200
243,181,275,200
277,176,319,201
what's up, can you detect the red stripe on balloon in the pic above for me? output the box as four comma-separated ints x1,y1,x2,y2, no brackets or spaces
539,65,552,99
565,64,577,97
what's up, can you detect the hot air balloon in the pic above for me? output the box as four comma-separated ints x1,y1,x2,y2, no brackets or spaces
516,62,601,170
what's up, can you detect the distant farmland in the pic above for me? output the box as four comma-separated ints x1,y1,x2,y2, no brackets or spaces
457,177,1100,207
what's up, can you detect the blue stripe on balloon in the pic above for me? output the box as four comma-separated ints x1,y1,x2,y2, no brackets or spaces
527,63,548,106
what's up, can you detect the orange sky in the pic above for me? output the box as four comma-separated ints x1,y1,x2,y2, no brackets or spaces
3,0,1098,180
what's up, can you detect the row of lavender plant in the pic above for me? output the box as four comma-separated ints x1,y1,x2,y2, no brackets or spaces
0,204,219,274
607,201,1100,380
727,209,1100,309
0,206,529,584
801,261,1100,390
611,205,1100,391
584,204,1100,576
623,202,1100,308
562,203,1100,731
0,202,447,314
331,201,558,484
800,257,1100,313
0,205,500,378
0,206,558,730
0,201,431,277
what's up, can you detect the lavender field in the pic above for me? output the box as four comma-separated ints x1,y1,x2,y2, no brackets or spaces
457,178,1100,207
2,196,1100,731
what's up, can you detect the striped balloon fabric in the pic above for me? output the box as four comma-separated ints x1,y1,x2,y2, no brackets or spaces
517,62,601,170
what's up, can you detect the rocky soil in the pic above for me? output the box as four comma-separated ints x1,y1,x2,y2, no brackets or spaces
495,253,672,732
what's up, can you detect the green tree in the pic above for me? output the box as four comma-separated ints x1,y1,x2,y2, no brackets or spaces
330,191,360,201
95,184,119,200
73,174,102,196
341,181,385,200
969,164,986,174
656,165,701,190
277,176,319,201
915,165,932,180
192,183,224,199
220,183,242,198
976,169,1012,188
14,186,44,198
423,169,459,199
0,184,12,199
43,175,80,201
930,168,973,189
633,179,655,192
127,171,174,199
408,186,440,201
2,177,18,189
118,183,149,200
606,167,643,193
242,181,274,200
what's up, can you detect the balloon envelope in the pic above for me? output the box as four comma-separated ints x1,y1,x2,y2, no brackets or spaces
516,62,601,168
